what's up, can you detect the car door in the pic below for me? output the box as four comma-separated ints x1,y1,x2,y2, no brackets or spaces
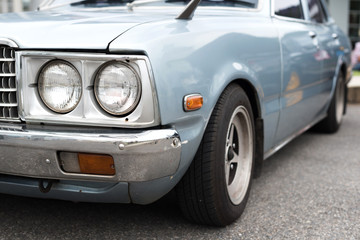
272,0,325,143
305,0,340,101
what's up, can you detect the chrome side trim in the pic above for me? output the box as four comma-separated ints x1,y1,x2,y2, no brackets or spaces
264,113,326,159
0,124,181,182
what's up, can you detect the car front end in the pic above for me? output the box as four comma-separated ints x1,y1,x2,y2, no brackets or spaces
0,33,186,203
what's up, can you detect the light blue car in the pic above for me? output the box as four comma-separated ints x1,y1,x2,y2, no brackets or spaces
0,0,351,226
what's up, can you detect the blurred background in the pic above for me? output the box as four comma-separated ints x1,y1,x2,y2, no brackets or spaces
325,0,359,48
0,0,40,13
0,0,359,48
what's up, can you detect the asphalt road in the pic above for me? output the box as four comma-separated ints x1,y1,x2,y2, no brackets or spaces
0,105,359,240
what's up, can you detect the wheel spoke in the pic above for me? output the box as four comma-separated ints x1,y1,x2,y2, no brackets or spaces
229,151,240,164
227,167,241,196
225,161,230,185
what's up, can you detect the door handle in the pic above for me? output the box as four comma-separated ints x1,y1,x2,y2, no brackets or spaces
332,33,339,39
309,31,317,38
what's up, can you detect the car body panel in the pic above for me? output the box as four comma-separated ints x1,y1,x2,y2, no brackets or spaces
0,0,352,204
109,12,282,153
273,18,329,143
0,175,131,203
0,9,169,49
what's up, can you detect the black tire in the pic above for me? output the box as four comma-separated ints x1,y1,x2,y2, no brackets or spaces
314,74,346,133
176,84,255,226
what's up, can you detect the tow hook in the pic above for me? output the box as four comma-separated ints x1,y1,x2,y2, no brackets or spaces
38,179,56,193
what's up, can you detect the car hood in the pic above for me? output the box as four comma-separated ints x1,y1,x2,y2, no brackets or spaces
0,9,171,49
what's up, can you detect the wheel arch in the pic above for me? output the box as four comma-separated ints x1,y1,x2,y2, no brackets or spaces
340,63,348,115
234,79,261,120
340,63,347,78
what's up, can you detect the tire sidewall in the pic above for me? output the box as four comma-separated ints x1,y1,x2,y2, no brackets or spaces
212,85,255,224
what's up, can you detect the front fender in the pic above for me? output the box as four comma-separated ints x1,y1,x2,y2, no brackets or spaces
109,17,281,202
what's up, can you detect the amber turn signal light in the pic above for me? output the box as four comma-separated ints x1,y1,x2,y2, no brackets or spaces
184,94,203,111
59,152,115,176
78,153,115,175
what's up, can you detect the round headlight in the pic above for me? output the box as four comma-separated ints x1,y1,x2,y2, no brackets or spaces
94,61,141,116
38,60,82,113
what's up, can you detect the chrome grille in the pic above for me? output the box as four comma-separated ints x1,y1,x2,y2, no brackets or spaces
0,45,19,121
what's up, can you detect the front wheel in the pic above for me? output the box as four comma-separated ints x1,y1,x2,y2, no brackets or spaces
176,84,255,226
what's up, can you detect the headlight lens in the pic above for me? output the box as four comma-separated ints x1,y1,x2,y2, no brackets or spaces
94,62,141,116
38,60,82,113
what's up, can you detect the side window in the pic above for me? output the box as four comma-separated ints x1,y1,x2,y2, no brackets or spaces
307,0,327,23
275,0,304,19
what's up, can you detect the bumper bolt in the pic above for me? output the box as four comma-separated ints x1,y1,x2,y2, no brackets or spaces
172,138,180,147
119,143,125,150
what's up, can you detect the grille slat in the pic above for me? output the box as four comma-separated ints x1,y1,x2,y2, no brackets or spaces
0,103,17,107
0,74,16,77
0,89,16,92
0,59,15,62
0,45,19,121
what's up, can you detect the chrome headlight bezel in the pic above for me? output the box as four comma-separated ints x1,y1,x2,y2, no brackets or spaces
37,59,82,114
17,52,159,128
94,61,142,116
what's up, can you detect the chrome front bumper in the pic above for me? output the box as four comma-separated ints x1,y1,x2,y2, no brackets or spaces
0,123,181,182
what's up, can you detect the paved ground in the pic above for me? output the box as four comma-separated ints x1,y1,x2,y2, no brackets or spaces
0,105,359,240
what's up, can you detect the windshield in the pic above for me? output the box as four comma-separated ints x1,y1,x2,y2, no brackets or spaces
72,0,133,6
44,0,258,8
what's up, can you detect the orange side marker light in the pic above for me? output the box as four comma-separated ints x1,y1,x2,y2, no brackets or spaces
184,94,203,111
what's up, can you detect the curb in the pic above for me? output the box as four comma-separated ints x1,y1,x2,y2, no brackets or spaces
348,87,360,103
